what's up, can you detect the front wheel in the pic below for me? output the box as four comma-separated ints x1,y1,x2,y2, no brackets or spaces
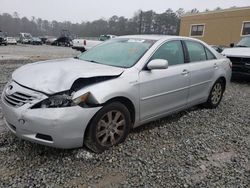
204,79,225,108
84,102,131,153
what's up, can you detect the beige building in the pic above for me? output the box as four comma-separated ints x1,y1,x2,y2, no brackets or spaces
179,7,250,46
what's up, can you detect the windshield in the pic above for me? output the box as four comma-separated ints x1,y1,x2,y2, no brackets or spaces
236,36,250,47
78,38,155,68
24,33,32,38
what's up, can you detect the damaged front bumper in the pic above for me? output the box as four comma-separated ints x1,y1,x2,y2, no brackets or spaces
1,82,101,149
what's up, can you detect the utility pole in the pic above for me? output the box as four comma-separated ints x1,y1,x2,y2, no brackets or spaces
139,10,143,34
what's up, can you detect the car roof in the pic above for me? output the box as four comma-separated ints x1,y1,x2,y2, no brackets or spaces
118,35,195,41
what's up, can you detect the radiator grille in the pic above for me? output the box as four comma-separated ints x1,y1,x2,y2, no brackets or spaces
228,57,250,73
4,91,36,107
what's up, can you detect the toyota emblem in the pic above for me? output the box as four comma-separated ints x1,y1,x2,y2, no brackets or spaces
5,85,13,96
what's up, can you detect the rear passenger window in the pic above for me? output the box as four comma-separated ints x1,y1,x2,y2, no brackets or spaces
205,48,216,60
150,41,184,66
185,41,206,62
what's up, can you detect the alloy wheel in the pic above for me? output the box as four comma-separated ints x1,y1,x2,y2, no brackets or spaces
96,110,126,147
211,83,222,105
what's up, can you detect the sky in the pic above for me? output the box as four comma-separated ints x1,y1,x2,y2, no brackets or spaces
1,0,250,23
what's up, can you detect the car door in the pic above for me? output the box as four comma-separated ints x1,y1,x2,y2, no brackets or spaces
139,40,190,122
184,40,218,105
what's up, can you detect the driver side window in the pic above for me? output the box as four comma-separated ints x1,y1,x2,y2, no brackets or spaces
150,40,184,66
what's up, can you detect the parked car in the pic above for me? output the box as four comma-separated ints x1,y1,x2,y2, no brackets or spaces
1,35,232,153
99,34,116,41
210,45,224,53
222,35,250,78
39,36,48,44
51,30,73,47
0,30,7,46
6,37,17,45
51,37,72,47
19,33,33,44
72,34,116,52
31,37,42,45
45,37,57,45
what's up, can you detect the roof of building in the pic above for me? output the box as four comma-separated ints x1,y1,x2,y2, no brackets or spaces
182,6,250,17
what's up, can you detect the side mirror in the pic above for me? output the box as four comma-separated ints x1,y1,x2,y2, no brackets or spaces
230,43,234,48
147,59,168,70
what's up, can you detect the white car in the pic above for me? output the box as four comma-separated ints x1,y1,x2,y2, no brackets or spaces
222,35,250,77
6,37,17,45
72,35,116,52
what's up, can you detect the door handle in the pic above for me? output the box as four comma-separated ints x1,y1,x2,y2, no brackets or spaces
214,63,218,69
181,69,189,75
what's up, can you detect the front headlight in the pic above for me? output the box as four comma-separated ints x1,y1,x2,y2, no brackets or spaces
40,94,73,108
32,92,90,108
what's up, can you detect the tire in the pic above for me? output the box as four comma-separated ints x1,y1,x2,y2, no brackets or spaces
84,102,131,153
204,79,225,109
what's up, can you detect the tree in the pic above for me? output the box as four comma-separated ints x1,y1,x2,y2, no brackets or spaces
0,9,183,37
13,12,19,19
214,7,222,11
176,8,185,18
191,8,199,13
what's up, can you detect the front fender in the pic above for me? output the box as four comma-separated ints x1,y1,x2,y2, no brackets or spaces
73,69,140,124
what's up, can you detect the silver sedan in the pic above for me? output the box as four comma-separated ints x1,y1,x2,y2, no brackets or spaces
1,35,232,152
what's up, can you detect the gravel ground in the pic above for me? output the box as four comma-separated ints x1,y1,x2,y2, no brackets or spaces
0,44,79,61
0,46,250,187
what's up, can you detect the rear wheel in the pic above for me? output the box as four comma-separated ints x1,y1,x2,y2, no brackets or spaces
84,102,131,153
204,79,224,108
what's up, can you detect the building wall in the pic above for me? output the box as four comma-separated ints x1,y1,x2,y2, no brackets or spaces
179,7,250,46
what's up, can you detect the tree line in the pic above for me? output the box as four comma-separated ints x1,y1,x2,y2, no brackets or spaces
0,7,226,38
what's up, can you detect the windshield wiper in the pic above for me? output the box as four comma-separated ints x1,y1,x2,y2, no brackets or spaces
75,57,100,64
86,60,101,64
236,45,248,47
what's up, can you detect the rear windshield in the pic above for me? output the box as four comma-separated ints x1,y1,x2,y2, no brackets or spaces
236,36,250,47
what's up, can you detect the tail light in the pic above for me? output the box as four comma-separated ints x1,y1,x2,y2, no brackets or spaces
83,40,86,45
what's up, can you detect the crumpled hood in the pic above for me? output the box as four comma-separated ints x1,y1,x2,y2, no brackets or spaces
222,47,250,58
12,58,124,94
